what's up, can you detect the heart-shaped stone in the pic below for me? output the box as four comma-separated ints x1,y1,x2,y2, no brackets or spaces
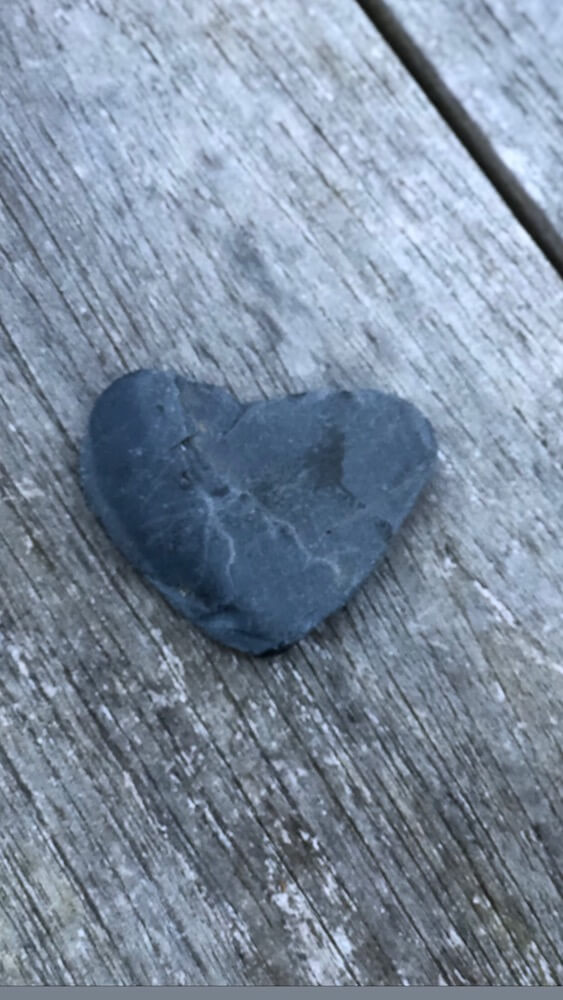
80,370,436,654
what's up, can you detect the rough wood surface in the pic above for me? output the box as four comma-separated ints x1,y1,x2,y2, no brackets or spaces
382,0,563,238
1,0,562,986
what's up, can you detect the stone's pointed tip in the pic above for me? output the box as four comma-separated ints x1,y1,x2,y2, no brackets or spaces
81,371,437,655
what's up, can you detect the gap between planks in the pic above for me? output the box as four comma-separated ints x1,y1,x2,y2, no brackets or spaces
354,0,563,278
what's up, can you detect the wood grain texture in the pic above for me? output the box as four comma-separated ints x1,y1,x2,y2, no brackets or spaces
1,0,562,985
381,0,563,237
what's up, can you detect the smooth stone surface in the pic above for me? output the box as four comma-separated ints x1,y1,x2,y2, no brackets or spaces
80,371,437,654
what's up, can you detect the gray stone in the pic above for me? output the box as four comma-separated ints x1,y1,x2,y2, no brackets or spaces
80,370,437,653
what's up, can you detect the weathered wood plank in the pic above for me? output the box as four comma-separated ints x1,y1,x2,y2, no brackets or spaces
1,0,562,985
378,0,563,243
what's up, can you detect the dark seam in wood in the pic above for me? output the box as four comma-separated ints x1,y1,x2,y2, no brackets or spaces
354,0,563,278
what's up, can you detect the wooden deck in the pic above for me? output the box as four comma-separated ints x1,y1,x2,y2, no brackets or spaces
379,0,563,261
1,0,562,986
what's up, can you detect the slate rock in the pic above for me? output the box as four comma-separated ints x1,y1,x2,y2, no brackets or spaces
80,370,437,654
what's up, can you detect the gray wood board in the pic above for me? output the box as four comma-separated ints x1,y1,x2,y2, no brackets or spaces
383,0,563,236
1,0,562,986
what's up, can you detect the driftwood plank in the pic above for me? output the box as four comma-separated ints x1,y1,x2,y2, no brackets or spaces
1,0,562,985
378,0,563,249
